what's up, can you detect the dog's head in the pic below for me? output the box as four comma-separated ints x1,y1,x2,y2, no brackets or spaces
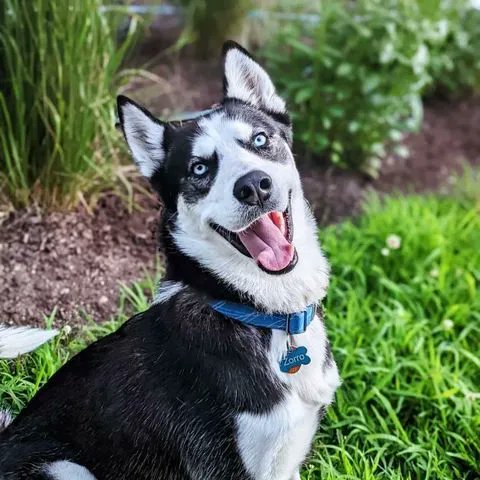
118,42,329,312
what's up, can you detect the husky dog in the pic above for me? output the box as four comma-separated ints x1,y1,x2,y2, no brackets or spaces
0,42,340,480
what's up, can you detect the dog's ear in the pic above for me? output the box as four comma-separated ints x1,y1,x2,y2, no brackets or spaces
222,41,288,120
117,95,166,178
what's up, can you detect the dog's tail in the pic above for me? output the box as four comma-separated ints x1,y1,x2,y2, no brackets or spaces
0,326,58,359
0,410,13,433
0,326,58,434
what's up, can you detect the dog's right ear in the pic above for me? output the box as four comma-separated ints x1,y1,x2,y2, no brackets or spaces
117,95,166,178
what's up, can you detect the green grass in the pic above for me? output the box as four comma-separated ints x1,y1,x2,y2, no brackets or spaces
0,0,137,208
0,275,157,415
311,192,480,479
1,192,479,479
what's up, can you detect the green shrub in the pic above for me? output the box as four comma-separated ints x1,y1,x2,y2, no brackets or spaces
422,1,480,96
0,0,136,208
262,0,480,175
263,0,430,175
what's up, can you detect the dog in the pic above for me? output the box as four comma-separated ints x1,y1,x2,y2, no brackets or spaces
0,41,340,480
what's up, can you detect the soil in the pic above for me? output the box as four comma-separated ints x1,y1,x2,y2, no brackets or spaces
0,191,160,327
1,44,480,328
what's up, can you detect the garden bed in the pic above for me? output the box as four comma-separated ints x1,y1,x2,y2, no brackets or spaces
2,5,479,479
1,49,480,327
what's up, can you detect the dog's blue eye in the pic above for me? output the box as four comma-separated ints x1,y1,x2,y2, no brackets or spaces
192,162,209,177
253,133,268,148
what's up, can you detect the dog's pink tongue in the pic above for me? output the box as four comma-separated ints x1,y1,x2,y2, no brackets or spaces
238,214,294,271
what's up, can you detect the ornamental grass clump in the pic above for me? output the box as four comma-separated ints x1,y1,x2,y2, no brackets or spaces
0,0,136,208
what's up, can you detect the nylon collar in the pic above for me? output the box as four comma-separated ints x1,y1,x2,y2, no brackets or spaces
209,300,316,335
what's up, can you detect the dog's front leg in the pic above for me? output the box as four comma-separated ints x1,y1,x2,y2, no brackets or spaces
290,471,301,480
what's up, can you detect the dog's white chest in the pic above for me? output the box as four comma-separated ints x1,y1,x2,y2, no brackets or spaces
235,317,340,480
236,391,318,480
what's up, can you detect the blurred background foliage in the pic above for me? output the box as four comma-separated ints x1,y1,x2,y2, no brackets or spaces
175,0,254,55
0,0,479,208
1,5,479,477
262,0,480,175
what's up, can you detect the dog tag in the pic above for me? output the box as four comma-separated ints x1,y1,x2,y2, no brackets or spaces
279,345,311,374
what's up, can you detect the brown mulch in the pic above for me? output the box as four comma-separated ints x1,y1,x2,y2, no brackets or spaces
1,45,480,327
0,192,160,327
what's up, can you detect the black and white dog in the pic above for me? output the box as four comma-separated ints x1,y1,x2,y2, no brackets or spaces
0,42,340,480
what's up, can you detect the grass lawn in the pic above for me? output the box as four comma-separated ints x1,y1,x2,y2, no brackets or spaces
1,188,479,479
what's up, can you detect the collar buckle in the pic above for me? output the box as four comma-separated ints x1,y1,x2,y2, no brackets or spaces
286,304,316,335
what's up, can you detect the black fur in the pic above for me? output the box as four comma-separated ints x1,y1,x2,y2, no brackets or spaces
0,290,289,479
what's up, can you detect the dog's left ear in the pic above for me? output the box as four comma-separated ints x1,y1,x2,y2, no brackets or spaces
117,95,166,178
222,41,288,122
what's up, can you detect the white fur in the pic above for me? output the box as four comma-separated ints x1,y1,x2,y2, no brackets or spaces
0,326,58,359
236,316,341,480
268,317,341,405
224,48,286,114
192,119,252,159
153,280,185,304
120,102,165,178
0,410,13,432
236,393,318,480
172,113,329,313
43,461,97,480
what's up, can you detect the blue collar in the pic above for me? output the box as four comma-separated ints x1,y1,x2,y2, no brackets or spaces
209,300,317,335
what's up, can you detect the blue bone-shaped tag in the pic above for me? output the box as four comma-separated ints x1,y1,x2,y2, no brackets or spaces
279,346,311,374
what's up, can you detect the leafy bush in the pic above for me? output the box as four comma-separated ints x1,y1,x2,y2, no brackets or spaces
262,0,480,175
0,0,136,208
422,0,480,96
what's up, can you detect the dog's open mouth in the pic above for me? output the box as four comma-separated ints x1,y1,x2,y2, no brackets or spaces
210,198,298,275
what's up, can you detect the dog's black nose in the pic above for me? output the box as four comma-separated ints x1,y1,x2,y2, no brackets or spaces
234,170,272,206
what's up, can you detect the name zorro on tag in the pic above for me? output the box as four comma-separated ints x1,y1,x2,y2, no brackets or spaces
0,41,340,480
